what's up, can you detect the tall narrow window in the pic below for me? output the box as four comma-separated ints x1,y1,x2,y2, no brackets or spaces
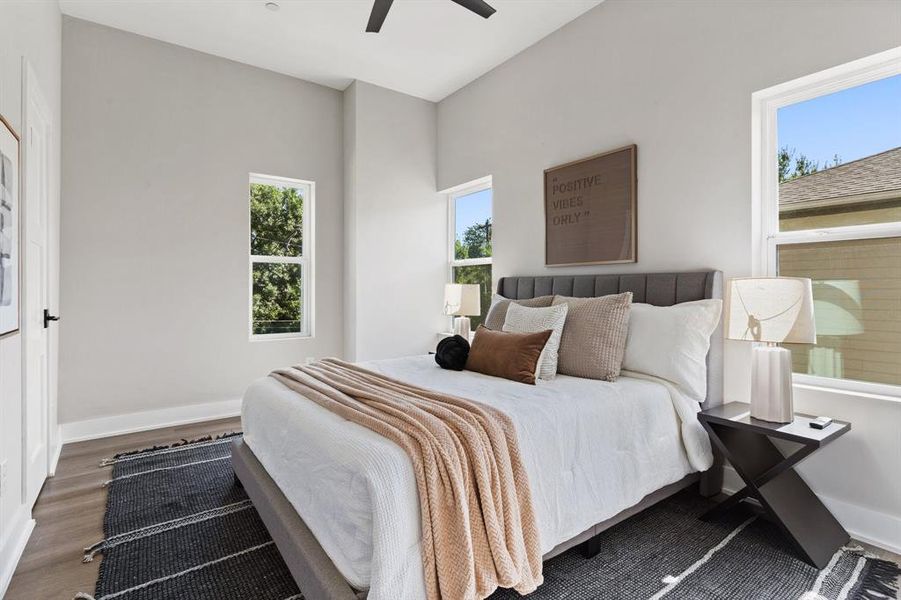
249,174,313,338
449,180,492,329
754,51,900,394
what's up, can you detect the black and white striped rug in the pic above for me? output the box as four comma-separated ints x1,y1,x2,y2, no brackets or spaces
77,434,899,600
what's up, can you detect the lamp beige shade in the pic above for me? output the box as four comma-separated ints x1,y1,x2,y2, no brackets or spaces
724,277,816,344
444,283,481,316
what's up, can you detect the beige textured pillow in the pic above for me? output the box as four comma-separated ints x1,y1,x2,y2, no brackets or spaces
552,292,633,381
484,294,554,330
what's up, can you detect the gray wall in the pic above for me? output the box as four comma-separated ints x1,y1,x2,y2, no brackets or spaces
438,1,900,279
0,1,61,590
344,81,445,360
60,17,344,424
436,0,901,549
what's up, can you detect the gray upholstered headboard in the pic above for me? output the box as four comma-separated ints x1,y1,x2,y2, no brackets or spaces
496,271,724,409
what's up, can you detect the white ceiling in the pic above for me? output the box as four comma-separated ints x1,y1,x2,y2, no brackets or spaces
59,0,602,102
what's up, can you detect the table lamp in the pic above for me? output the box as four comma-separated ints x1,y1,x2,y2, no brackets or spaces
444,283,480,340
724,277,816,423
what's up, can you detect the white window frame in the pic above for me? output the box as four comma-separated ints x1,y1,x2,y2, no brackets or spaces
751,47,901,398
249,173,315,341
445,176,493,332
447,175,493,278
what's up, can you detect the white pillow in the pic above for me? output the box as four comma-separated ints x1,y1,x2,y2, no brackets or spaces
622,299,722,401
503,302,569,381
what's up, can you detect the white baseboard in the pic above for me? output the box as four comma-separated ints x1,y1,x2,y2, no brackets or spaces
0,516,35,599
60,398,242,444
722,465,901,555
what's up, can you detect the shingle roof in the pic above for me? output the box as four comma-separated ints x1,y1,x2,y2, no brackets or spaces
779,146,901,210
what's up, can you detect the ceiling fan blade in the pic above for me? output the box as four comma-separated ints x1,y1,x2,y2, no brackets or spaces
449,0,496,19
366,0,394,32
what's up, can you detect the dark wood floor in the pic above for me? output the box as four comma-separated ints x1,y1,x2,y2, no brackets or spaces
5,417,241,600
6,416,899,599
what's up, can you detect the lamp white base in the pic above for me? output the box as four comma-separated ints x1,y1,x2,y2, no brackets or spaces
750,345,794,423
452,316,472,340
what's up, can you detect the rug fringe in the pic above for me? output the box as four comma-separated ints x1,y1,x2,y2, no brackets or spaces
855,557,901,600
82,539,105,563
99,432,242,466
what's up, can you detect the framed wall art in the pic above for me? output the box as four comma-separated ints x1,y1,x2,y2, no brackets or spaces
544,144,637,266
0,113,20,337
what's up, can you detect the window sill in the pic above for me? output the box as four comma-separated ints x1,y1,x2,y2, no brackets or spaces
250,332,313,342
793,374,901,404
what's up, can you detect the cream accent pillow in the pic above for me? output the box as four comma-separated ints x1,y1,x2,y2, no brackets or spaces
502,302,569,380
623,299,722,401
552,293,633,381
484,294,554,330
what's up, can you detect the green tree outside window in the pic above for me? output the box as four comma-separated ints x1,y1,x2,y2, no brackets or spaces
251,182,305,335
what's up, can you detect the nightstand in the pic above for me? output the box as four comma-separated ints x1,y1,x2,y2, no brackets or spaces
698,402,851,569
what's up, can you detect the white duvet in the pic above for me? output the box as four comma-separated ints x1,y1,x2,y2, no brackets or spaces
242,355,713,600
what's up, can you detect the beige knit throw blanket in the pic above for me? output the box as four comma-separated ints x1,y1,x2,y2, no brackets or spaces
270,358,543,600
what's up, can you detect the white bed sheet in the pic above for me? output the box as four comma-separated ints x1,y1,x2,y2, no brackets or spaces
242,355,711,600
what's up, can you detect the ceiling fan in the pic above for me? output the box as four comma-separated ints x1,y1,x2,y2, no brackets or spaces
366,0,496,33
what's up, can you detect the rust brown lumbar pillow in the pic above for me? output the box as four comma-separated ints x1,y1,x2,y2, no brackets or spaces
484,294,555,330
465,326,553,385
552,292,633,381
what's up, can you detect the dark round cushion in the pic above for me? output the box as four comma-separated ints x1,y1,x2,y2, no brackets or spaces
435,335,470,371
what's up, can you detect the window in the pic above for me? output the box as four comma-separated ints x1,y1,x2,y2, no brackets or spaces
249,174,313,339
753,48,901,395
448,178,492,329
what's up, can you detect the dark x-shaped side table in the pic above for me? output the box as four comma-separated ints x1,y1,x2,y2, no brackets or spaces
698,402,851,568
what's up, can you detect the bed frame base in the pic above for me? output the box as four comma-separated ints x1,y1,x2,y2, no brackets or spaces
546,473,701,560
233,438,717,599
232,439,362,600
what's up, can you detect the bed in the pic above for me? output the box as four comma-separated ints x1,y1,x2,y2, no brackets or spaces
232,270,724,600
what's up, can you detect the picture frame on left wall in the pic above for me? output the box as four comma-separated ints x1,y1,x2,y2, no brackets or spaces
0,113,20,338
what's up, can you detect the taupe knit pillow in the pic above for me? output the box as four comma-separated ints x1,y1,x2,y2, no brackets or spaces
484,294,554,330
552,292,633,381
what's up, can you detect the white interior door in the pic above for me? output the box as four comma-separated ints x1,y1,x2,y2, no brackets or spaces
22,62,51,508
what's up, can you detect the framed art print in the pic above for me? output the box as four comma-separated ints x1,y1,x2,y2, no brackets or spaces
544,144,637,266
0,113,20,337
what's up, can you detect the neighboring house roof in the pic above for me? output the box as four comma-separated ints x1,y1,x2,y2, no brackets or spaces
779,146,901,212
